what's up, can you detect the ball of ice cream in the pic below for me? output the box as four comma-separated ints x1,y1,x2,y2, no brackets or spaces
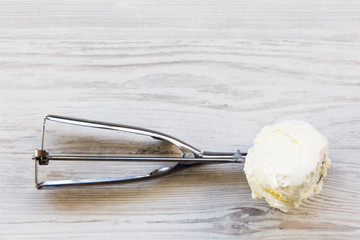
244,121,331,212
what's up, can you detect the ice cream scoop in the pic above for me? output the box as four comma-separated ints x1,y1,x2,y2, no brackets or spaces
33,115,330,213
244,121,331,212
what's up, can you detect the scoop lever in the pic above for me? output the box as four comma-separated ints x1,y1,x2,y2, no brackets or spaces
33,115,246,189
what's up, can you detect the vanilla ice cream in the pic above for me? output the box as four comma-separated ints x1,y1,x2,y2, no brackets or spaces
244,121,331,212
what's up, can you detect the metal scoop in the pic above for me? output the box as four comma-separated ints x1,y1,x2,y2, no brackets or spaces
33,115,246,189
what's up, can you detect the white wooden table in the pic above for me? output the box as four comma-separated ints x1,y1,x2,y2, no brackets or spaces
1,1,360,239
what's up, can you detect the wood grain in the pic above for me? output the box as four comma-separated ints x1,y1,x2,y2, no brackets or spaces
0,1,360,239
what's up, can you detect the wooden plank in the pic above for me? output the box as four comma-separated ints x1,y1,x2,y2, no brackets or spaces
0,1,359,239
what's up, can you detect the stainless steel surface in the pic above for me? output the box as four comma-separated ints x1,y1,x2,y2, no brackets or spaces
36,163,200,189
44,115,202,156
33,155,244,163
33,115,246,189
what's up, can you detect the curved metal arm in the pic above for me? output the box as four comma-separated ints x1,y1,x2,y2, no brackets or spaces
44,115,202,156
36,163,200,189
